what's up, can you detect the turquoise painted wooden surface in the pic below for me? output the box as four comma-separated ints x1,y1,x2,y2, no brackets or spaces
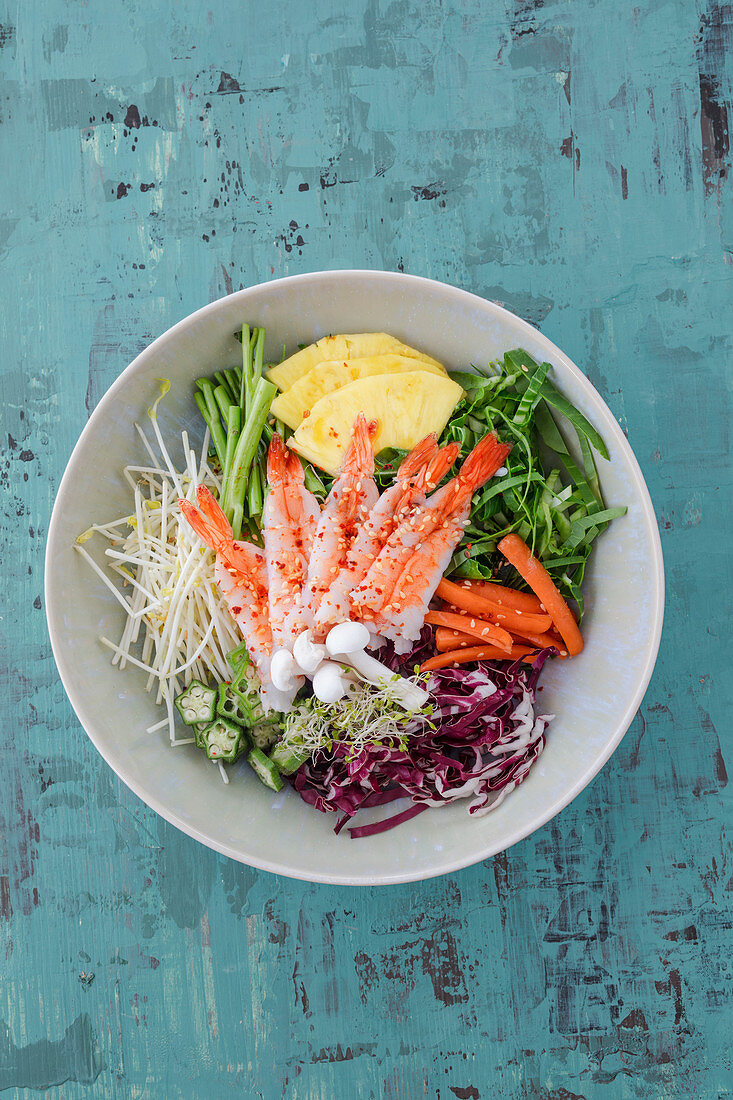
1,0,731,1096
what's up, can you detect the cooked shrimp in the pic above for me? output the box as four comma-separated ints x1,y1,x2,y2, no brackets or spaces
263,433,320,650
300,412,378,636
352,432,512,651
314,435,460,633
179,486,292,712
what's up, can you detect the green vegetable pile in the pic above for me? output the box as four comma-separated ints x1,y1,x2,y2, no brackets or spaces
195,325,330,539
441,349,626,618
281,676,433,762
174,642,285,790
194,325,278,541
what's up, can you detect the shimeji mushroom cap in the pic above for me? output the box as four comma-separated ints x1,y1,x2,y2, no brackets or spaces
325,621,371,656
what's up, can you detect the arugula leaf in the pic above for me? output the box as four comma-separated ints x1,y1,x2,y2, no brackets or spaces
579,432,604,507
535,401,599,513
513,359,550,426
505,349,610,460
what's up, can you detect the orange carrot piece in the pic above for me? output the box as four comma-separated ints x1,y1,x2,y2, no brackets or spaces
498,533,584,656
425,610,513,652
457,579,543,614
434,625,565,660
435,627,476,651
441,599,552,636
436,578,552,634
434,628,536,657
508,627,567,656
421,643,536,672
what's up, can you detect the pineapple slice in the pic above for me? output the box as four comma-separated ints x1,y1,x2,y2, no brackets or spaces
271,354,448,431
267,332,444,392
289,371,464,476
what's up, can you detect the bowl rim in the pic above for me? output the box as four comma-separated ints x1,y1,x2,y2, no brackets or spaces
45,269,665,885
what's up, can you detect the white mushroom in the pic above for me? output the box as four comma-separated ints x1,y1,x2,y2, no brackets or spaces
326,621,371,656
292,629,328,676
270,648,302,693
312,660,351,704
325,620,429,711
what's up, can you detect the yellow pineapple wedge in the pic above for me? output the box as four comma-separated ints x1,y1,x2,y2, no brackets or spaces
271,354,448,431
267,332,444,392
289,372,464,476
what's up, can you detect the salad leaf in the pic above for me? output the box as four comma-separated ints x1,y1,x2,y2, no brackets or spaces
504,349,610,460
512,359,550,426
439,349,625,616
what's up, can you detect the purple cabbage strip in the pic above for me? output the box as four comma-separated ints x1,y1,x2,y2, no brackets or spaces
290,635,555,838
347,803,428,839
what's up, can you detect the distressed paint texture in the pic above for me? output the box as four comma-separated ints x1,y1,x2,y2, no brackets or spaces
1,0,731,1097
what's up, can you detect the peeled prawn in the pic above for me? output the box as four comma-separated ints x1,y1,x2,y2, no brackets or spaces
299,412,378,636
314,435,459,633
179,486,292,712
263,433,320,650
352,432,512,651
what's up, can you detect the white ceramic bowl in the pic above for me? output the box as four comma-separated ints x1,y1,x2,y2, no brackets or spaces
45,271,664,885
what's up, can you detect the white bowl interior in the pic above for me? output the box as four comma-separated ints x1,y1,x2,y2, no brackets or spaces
45,272,663,884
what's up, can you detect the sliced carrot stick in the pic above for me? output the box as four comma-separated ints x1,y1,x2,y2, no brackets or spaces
455,578,543,614
433,627,531,655
425,610,513,652
508,627,567,656
434,626,566,660
498,533,584,656
435,627,476,651
441,599,553,636
436,578,552,634
421,643,536,672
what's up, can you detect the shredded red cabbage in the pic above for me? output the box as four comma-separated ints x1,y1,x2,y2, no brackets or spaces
291,631,555,838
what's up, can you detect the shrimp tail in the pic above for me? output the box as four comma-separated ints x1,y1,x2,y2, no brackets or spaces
421,441,461,491
267,432,288,483
178,496,220,549
179,487,255,576
396,433,439,478
440,433,512,510
341,413,377,477
195,484,230,529
179,484,234,551
270,431,308,494
286,446,306,485
388,438,459,520
461,432,511,486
